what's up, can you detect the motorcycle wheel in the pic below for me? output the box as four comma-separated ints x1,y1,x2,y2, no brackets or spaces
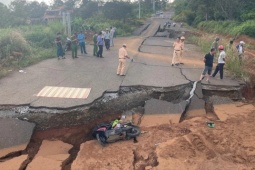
126,126,141,138
96,133,106,147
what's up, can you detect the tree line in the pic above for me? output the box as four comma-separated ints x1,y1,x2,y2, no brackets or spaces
173,0,255,25
0,0,168,28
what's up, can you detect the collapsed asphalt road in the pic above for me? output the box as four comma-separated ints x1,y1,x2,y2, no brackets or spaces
0,12,248,170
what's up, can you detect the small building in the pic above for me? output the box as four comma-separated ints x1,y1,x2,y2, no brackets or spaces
43,7,64,23
43,6,73,23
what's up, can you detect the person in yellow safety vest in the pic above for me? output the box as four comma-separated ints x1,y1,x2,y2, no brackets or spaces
111,119,120,129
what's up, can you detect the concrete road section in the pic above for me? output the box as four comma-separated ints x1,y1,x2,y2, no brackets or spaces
0,16,243,109
0,119,35,158
140,99,187,127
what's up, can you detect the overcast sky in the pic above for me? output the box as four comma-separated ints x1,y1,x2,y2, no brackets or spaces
0,0,52,5
1,0,174,6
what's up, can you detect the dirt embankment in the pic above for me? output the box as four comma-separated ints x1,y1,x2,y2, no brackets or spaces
71,102,255,170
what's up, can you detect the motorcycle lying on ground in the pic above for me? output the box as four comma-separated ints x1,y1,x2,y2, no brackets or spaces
92,121,141,146
65,38,71,51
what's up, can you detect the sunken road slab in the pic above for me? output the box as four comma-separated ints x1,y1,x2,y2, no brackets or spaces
142,37,173,47
0,119,35,158
186,95,206,118
140,99,187,127
121,62,189,87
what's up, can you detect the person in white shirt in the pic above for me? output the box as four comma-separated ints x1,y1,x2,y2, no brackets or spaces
237,41,245,63
212,45,226,79
110,27,115,47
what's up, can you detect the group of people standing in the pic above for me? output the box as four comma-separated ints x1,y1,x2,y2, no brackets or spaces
200,37,245,82
70,31,88,59
171,35,246,83
92,27,116,58
55,31,88,60
55,27,116,60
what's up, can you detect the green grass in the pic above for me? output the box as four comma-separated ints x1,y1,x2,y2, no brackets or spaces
0,24,59,78
197,20,255,38
187,35,211,54
225,50,250,81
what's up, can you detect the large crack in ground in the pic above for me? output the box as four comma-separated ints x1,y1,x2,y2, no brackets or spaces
0,21,248,170
0,83,193,170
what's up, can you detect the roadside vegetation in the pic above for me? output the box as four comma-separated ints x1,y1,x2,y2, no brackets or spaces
0,0,167,78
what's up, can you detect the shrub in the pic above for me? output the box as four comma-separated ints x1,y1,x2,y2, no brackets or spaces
0,24,58,75
225,50,249,79
234,20,255,38
197,20,255,38
0,30,31,59
241,11,255,21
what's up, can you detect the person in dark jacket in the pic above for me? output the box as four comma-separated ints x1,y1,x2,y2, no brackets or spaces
200,48,216,82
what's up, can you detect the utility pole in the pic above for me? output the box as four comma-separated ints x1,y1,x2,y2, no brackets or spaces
67,12,71,37
139,0,141,19
152,0,155,13
62,12,71,37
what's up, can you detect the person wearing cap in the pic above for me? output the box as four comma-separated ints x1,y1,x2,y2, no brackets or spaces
172,37,183,66
117,44,130,76
200,48,216,82
212,45,226,80
104,29,111,50
236,41,245,62
180,36,185,64
226,39,234,53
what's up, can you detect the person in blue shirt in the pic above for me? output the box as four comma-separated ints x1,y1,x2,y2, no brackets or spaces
77,31,87,54
104,29,111,50
97,31,104,58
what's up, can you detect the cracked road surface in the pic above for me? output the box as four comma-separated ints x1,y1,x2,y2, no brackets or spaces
0,15,240,109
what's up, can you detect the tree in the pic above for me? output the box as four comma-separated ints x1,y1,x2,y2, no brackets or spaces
0,3,11,27
64,0,79,10
52,0,64,8
75,1,98,19
27,1,48,18
102,1,132,22
173,0,247,25
9,0,29,25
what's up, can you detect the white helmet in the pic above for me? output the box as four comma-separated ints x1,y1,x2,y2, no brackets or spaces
240,41,245,44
